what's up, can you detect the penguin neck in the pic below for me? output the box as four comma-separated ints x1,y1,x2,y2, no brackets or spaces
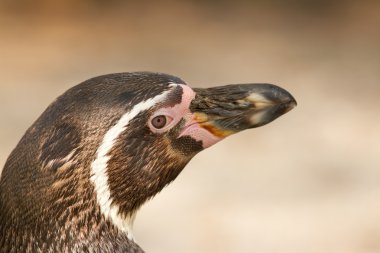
90,139,191,241
0,174,141,252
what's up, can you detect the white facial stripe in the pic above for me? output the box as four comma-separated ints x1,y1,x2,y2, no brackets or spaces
90,85,176,240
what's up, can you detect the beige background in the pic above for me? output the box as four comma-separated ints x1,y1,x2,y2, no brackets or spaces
1,1,380,252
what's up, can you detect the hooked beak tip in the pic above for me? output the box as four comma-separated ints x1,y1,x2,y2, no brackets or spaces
190,82,296,135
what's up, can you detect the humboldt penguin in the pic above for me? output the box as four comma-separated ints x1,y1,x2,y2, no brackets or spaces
0,72,296,253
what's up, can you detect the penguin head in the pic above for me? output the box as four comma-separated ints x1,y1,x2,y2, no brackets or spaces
1,72,296,237
85,72,296,218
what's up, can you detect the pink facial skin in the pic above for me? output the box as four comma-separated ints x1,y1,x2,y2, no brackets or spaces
178,119,222,148
148,84,223,149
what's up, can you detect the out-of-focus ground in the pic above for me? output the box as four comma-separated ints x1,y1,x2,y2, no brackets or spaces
1,1,380,252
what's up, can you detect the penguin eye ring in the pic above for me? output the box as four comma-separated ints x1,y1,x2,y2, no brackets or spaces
149,114,174,132
151,115,167,129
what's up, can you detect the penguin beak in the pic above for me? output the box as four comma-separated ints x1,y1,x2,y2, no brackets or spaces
182,83,296,148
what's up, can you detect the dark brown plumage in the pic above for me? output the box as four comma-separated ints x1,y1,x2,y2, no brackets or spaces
0,72,296,252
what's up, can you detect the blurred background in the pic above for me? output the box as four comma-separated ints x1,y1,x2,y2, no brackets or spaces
1,0,379,252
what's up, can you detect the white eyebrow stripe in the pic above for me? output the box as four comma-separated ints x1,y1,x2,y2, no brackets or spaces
90,85,176,240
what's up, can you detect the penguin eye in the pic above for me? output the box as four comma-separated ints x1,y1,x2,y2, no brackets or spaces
151,115,172,130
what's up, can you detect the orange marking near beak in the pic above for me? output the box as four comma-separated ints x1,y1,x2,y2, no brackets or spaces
199,123,234,138
193,112,208,123
193,112,234,138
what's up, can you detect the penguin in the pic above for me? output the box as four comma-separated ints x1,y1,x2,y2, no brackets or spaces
0,72,296,253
